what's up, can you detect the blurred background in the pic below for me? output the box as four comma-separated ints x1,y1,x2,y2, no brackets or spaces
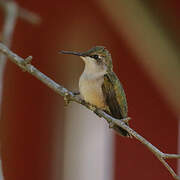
0,0,180,180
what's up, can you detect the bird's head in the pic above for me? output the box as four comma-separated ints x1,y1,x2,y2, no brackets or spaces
60,46,113,73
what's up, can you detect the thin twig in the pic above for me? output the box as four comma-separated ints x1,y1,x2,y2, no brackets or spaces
0,43,179,180
0,2,18,179
18,7,41,24
0,0,18,95
0,0,41,109
0,0,41,25
0,1,41,179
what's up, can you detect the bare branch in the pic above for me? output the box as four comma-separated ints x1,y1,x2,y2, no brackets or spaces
0,43,179,180
18,7,41,24
159,158,180,180
0,1,41,179
0,0,18,46
0,0,41,106
0,0,41,25
0,0,18,85
163,154,180,159
0,1,18,179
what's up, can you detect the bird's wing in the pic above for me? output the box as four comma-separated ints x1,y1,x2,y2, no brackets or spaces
102,72,128,119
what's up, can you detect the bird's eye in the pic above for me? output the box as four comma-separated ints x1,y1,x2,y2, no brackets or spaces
91,55,99,60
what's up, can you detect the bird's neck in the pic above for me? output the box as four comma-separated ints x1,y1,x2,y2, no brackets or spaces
82,59,107,78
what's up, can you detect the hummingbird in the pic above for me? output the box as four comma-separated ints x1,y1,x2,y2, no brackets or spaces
61,46,130,137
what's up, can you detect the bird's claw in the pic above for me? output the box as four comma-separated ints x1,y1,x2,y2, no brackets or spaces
73,91,80,96
109,122,115,128
64,92,71,106
121,117,131,123
88,104,102,117
109,117,131,129
89,104,96,112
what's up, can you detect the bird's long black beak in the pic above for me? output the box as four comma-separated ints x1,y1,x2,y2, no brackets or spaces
60,50,85,56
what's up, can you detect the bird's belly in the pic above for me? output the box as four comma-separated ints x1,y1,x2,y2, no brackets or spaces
79,78,106,109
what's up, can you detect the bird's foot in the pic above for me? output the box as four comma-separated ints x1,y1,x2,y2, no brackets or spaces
121,117,131,123
72,91,80,96
64,92,71,106
88,104,102,117
89,104,96,112
109,121,115,128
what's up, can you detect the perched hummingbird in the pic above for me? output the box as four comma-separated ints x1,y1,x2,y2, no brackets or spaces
61,46,130,137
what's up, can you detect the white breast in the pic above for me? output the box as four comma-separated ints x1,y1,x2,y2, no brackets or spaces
79,56,107,109
79,72,106,109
